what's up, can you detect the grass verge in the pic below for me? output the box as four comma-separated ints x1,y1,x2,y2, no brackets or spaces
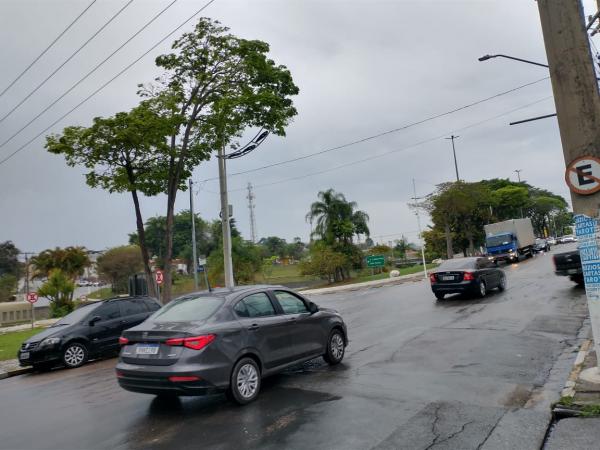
0,327,45,361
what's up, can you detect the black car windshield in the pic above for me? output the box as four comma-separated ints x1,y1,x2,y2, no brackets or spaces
150,295,223,322
52,302,102,326
486,234,513,247
437,259,477,271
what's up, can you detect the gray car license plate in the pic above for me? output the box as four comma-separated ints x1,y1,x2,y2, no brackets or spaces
441,276,454,281
136,344,159,355
20,352,29,359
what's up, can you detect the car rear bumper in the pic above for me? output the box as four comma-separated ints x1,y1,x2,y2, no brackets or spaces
432,280,479,295
115,360,230,396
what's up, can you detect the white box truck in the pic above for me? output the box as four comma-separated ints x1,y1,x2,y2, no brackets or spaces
484,218,535,263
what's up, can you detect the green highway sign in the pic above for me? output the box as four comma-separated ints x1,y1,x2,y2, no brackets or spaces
366,255,385,268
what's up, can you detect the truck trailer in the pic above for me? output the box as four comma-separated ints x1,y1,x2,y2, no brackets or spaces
484,218,535,263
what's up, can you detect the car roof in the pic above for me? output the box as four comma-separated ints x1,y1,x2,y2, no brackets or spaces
172,285,292,302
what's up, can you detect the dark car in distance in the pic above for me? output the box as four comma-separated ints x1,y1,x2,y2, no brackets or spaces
116,285,347,405
18,296,160,370
430,257,506,300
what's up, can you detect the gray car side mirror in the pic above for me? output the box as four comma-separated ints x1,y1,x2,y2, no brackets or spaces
308,302,319,314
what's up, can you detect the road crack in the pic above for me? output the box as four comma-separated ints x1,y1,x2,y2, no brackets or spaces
476,412,505,450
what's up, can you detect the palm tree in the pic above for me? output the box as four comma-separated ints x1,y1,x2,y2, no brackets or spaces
305,189,370,244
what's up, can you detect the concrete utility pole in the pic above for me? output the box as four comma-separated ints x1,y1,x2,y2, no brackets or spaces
412,179,429,281
537,0,600,380
218,144,235,290
445,135,460,182
189,179,199,290
247,182,257,243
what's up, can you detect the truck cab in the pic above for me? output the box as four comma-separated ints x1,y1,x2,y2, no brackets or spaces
486,232,519,263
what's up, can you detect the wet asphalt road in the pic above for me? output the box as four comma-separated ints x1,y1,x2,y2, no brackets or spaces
0,247,590,450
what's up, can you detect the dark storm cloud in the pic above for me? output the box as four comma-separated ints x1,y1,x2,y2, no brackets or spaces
0,0,595,252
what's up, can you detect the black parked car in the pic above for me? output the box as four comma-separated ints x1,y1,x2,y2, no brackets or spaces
116,285,347,405
18,296,160,371
430,257,506,300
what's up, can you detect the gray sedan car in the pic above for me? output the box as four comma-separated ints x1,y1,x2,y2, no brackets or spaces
115,285,347,404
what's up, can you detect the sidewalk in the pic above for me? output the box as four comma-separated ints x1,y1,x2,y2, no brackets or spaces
545,341,600,449
300,272,426,295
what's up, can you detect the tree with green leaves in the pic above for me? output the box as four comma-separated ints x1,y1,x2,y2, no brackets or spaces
138,18,299,301
46,103,179,298
31,247,90,281
306,189,370,244
300,242,349,283
0,241,21,302
207,236,262,286
38,269,76,317
97,245,144,294
129,210,212,271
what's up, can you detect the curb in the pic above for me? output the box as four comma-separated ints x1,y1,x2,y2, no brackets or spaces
300,273,425,295
0,366,33,380
560,339,592,398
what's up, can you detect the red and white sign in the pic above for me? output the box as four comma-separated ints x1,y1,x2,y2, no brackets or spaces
565,156,600,195
26,292,38,304
155,270,164,285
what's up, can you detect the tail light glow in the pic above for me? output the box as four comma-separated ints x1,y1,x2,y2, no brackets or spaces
429,273,436,283
118,336,129,345
166,334,215,350
169,376,200,382
463,272,475,281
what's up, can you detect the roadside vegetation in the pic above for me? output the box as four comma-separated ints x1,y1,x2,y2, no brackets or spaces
0,328,44,361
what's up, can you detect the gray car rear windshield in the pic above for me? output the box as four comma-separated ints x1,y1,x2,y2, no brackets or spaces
437,259,477,270
150,296,223,322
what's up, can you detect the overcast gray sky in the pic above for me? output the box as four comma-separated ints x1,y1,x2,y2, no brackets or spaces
1,0,597,253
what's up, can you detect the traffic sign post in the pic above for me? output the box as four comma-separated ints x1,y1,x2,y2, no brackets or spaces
366,255,386,276
366,255,385,268
26,292,37,329
155,270,164,304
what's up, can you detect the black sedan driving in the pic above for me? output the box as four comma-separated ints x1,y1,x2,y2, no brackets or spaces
430,257,506,300
116,285,347,405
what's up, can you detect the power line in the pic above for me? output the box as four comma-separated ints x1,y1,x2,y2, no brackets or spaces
0,0,98,99
0,0,217,168
224,95,553,193
0,0,134,125
0,0,179,149
200,76,550,182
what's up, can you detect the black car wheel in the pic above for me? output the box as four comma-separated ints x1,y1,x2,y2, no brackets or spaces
497,274,506,291
62,342,88,368
434,292,445,301
229,357,261,405
477,280,487,298
324,329,345,365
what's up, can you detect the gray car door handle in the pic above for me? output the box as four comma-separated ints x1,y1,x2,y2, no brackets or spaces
248,324,260,331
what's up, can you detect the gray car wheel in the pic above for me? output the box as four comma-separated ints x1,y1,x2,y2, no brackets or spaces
62,342,88,368
229,357,261,405
324,329,345,365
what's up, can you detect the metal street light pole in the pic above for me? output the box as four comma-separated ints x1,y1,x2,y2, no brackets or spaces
412,179,429,281
445,135,460,182
218,144,235,290
189,179,199,290
478,54,549,68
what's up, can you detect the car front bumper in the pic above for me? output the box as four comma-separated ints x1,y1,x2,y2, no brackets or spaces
18,347,61,367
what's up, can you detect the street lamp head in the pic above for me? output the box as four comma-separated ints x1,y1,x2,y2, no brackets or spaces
478,54,493,62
